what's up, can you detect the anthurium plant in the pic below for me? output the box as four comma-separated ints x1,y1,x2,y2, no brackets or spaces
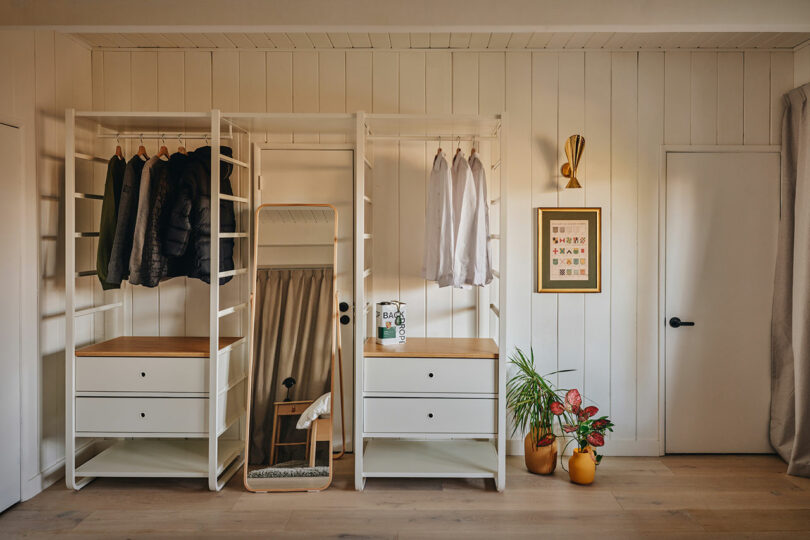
551,389,615,465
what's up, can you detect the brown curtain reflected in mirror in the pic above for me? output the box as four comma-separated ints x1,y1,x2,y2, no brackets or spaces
249,267,333,465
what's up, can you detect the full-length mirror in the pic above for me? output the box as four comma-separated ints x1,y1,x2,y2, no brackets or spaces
244,204,343,492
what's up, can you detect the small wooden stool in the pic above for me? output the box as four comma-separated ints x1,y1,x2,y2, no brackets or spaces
269,400,313,466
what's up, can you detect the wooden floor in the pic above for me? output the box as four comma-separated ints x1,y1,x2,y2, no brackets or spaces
2,454,810,538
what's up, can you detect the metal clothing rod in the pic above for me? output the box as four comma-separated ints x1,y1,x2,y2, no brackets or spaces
366,135,498,142
96,133,233,140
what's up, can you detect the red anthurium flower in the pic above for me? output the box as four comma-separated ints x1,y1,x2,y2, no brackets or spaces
536,433,556,447
586,433,605,447
549,401,565,415
592,419,609,430
564,389,582,412
582,406,599,419
562,424,577,433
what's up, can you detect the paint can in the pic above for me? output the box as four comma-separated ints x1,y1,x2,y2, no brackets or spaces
375,300,407,345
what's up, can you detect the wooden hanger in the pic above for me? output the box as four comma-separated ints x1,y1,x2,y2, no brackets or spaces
137,134,147,158
437,136,442,155
114,135,124,159
157,135,169,158
177,134,187,155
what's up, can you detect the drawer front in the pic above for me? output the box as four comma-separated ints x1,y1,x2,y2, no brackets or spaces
364,357,496,394
75,397,207,433
364,397,496,434
76,356,207,393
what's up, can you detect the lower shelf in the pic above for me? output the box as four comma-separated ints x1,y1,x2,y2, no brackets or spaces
362,439,497,478
75,439,242,478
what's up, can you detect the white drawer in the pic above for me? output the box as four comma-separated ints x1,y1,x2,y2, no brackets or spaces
76,356,207,393
364,397,496,435
76,397,207,433
364,357,496,394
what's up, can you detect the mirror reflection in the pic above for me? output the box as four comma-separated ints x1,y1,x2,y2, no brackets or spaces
245,204,341,492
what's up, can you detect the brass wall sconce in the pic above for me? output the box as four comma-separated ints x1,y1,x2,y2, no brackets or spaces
561,134,585,189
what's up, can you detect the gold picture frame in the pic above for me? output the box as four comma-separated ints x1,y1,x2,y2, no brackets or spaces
537,207,601,293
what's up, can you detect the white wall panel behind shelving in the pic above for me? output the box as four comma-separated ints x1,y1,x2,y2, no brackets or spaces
89,47,791,456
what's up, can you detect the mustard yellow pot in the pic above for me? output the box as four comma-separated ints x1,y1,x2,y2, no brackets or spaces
568,447,596,485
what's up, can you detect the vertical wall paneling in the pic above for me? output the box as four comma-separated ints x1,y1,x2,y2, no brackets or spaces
583,51,611,415
770,51,794,145
318,50,346,143
371,52,399,309
156,51,187,337
664,51,690,144
424,51,453,337
556,51,586,392
397,51,427,337
88,44,794,456
504,52,532,376
744,51,771,145
451,51,479,338
291,51,319,144
690,52,718,145
183,50,212,336
717,52,744,144
636,51,664,442
530,52,559,380
609,52,638,441
266,51,293,145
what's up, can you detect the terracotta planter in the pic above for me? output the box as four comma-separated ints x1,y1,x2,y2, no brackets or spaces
523,432,558,475
568,447,596,485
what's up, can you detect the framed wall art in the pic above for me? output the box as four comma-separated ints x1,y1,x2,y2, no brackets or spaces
537,207,601,293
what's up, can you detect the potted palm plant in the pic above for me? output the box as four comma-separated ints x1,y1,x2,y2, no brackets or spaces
506,348,572,475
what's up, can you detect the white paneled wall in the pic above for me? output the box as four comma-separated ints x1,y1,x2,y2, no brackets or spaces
92,47,795,454
0,30,92,498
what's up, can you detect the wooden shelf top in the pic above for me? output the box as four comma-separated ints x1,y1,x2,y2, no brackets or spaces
76,336,242,357
364,337,498,359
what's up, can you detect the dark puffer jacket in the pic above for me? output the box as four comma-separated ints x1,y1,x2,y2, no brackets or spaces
163,146,235,285
136,152,189,287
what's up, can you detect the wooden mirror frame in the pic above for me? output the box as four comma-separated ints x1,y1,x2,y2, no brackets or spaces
243,203,342,493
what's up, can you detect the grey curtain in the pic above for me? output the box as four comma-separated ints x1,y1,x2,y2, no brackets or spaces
249,267,333,465
771,83,810,477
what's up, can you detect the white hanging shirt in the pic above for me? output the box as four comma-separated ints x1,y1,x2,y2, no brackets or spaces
451,151,478,288
466,150,493,286
422,151,455,287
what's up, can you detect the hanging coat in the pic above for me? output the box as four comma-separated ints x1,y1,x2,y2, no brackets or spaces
464,150,493,286
163,146,235,285
96,155,126,290
451,151,477,288
422,151,455,287
128,155,169,286
105,154,148,287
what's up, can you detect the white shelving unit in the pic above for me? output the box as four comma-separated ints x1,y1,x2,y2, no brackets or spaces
65,110,252,491
353,113,508,491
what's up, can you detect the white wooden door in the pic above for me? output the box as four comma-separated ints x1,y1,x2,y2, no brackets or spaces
0,123,22,511
258,147,355,451
665,152,779,453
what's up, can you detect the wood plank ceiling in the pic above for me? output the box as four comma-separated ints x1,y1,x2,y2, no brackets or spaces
73,31,810,50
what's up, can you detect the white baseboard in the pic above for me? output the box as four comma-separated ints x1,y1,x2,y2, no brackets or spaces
506,438,661,457
21,440,97,501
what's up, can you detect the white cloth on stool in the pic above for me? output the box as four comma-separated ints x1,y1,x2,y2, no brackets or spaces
296,392,331,430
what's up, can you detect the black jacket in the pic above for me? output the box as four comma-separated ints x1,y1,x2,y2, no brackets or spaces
106,155,148,287
163,146,235,285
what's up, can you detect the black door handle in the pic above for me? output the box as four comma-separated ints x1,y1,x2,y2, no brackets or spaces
340,315,351,325
339,302,349,313
669,317,695,328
